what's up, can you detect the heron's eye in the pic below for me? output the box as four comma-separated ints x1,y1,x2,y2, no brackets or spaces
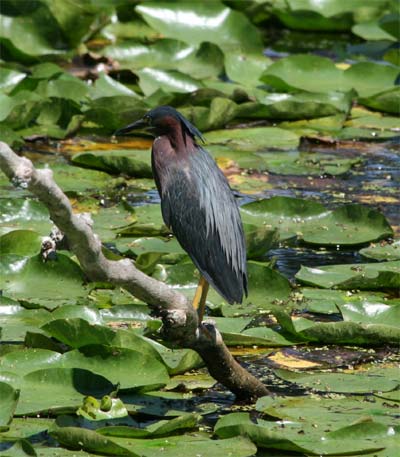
143,115,151,125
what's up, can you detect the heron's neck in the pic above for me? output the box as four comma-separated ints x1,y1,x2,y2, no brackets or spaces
165,125,197,156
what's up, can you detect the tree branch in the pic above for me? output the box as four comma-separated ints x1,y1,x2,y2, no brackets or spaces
0,141,269,400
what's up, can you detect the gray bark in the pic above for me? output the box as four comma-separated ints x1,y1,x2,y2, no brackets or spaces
0,141,269,400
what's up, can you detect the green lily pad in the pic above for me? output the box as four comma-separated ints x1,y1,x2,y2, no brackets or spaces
71,149,152,178
154,260,291,316
296,261,400,289
61,345,169,391
84,96,148,132
104,39,223,81
239,91,352,119
215,412,394,455
0,7,65,59
98,412,199,438
0,230,41,256
359,87,400,115
273,367,399,393
1,254,86,304
116,204,169,238
222,326,300,347
0,382,19,431
206,127,300,151
241,197,393,245
136,2,262,53
360,240,400,261
261,55,398,97
0,305,51,342
119,390,218,417
41,319,162,361
113,435,257,457
256,394,400,427
0,67,26,93
259,151,361,176
0,198,51,236
0,439,37,456
15,368,114,416
50,425,139,456
338,301,400,326
0,417,54,440
137,68,203,96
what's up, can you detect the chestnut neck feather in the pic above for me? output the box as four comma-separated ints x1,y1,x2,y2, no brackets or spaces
161,119,197,156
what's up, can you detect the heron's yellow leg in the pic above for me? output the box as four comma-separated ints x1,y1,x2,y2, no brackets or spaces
192,276,209,321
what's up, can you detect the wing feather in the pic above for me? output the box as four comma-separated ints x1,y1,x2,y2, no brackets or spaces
159,148,247,303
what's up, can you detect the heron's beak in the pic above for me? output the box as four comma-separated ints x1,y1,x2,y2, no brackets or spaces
114,118,148,136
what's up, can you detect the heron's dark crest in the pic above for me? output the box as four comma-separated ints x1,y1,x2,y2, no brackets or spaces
115,106,204,146
115,106,248,305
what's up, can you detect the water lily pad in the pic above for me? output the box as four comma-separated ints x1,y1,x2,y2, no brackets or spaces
41,319,162,361
0,230,41,256
273,367,399,393
0,198,51,236
360,240,400,261
50,425,138,456
338,301,400,326
154,260,291,316
0,305,51,342
98,412,199,438
239,91,352,119
216,411,393,454
2,254,86,304
61,345,169,391
0,7,65,59
0,382,19,431
206,127,300,151
120,391,218,417
296,261,400,289
359,87,400,115
15,368,114,415
136,2,262,53
241,197,393,245
256,394,399,428
71,149,152,178
261,55,398,97
259,151,361,176
104,39,223,81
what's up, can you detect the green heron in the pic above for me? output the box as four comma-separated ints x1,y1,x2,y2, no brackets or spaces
116,106,247,320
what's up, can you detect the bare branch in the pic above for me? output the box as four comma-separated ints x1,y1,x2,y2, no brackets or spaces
0,141,269,400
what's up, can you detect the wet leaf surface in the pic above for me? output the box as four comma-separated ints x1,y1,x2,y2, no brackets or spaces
0,1,399,456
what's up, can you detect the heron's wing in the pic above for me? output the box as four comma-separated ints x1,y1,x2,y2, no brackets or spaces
161,148,247,304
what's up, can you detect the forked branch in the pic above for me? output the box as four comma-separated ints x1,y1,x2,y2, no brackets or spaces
0,141,269,400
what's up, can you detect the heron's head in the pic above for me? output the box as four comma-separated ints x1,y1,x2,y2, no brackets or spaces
115,106,204,143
